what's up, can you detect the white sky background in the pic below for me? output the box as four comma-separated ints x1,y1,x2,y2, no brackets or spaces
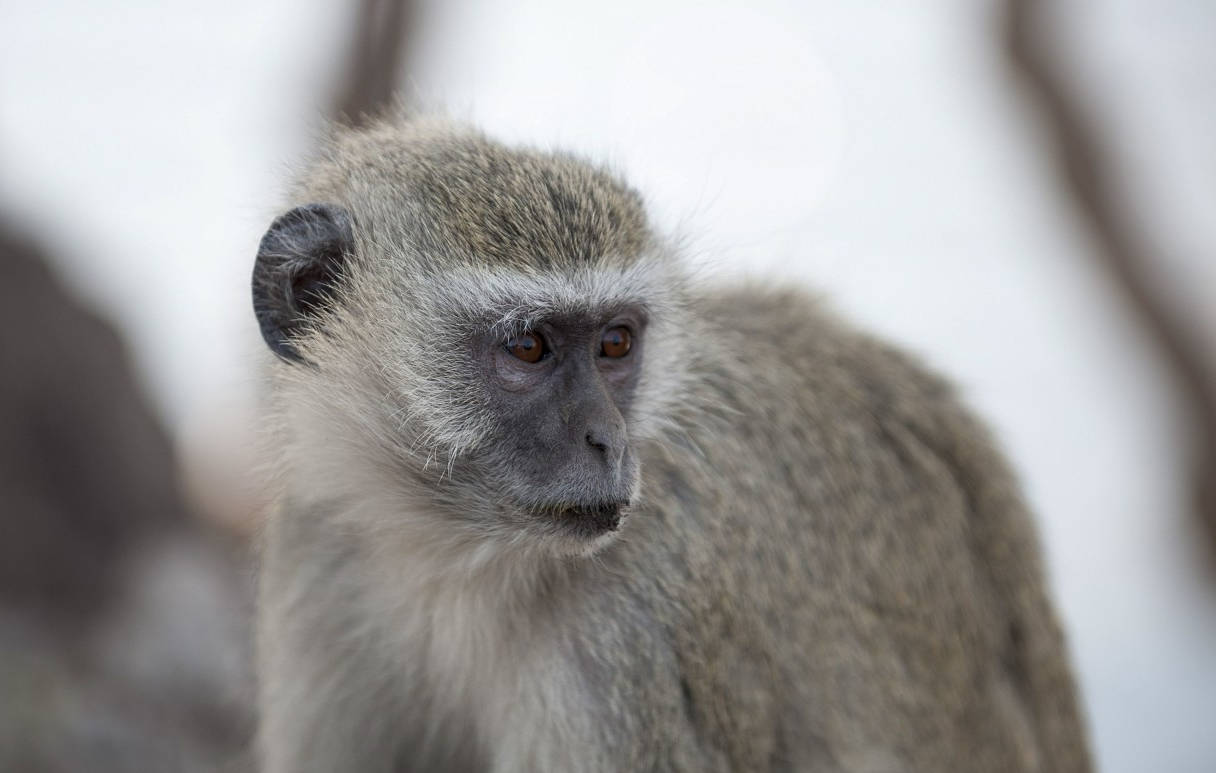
2,0,1214,770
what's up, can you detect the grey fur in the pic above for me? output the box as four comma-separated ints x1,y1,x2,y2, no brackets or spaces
254,117,1092,772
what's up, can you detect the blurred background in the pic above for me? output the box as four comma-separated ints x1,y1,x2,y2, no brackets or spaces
1,0,1214,770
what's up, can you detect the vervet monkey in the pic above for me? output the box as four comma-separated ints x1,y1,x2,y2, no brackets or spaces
252,118,1091,772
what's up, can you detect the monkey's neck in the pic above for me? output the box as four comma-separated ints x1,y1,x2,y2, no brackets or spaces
300,490,581,600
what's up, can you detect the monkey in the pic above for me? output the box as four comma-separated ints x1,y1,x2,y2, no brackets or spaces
251,117,1092,773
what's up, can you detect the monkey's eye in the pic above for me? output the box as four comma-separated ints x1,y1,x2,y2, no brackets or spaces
600,326,632,358
506,333,547,363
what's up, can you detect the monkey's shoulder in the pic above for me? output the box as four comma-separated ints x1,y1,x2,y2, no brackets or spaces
691,284,971,440
669,283,1031,564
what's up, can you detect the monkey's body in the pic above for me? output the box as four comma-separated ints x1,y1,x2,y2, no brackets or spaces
254,120,1090,772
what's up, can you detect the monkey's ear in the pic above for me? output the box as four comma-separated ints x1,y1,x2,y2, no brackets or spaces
253,203,355,363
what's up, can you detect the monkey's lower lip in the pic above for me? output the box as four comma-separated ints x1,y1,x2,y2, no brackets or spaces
556,502,628,533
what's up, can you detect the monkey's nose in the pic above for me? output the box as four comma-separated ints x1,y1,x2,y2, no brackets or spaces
585,427,626,470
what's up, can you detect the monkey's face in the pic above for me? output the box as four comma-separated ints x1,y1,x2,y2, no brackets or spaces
468,306,646,542
403,264,669,552
254,202,684,554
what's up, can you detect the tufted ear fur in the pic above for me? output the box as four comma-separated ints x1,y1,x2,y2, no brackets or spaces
252,203,354,363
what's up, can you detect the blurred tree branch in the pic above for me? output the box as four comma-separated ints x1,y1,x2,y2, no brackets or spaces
1004,0,1216,564
331,0,416,124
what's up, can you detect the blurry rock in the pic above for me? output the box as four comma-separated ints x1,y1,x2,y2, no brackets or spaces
0,222,253,772
0,224,179,624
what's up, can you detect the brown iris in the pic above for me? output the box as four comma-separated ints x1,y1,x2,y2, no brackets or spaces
601,326,632,358
506,333,545,363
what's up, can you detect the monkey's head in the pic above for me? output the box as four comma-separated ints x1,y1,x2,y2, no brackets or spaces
253,120,693,556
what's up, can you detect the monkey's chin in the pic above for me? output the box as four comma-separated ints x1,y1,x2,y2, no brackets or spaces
571,528,624,558
547,526,624,559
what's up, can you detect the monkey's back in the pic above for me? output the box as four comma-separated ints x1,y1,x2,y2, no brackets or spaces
625,286,1090,772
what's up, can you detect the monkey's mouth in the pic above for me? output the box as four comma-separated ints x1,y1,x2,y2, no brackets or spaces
550,501,628,536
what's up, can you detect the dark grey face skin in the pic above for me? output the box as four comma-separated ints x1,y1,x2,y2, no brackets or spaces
254,203,644,541
473,309,645,538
